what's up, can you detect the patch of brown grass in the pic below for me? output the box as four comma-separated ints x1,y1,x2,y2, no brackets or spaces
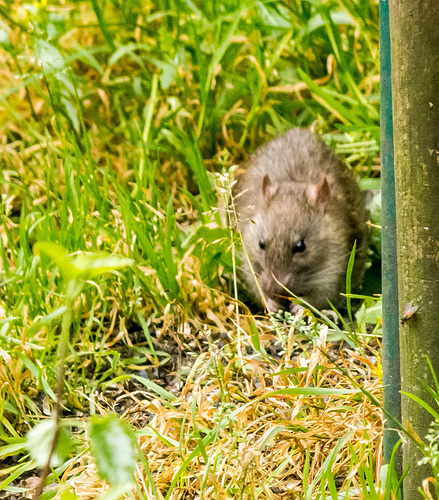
61,318,382,499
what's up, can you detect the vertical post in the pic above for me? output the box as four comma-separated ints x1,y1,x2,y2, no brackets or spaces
389,0,439,496
379,0,401,476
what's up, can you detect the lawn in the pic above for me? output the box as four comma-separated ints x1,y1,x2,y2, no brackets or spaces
0,1,393,498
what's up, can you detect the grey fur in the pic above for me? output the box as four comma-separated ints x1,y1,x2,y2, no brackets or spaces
233,128,369,311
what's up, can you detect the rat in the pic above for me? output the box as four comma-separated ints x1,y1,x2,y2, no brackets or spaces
233,128,369,312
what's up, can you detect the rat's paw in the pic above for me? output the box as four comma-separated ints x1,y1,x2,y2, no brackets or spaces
290,302,304,315
320,309,339,324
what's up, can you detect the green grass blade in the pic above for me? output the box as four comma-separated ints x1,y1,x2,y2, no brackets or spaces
346,240,357,323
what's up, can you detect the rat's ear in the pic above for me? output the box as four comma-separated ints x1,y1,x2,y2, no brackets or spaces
307,177,331,211
262,174,278,200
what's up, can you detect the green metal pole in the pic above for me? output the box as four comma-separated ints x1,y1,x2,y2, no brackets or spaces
379,0,401,476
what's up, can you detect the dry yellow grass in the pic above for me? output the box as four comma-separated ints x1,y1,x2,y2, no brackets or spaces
56,316,382,499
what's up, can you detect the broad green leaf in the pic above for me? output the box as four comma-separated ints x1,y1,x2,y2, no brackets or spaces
99,484,132,500
35,242,133,282
59,485,79,500
25,420,73,468
160,62,177,90
34,242,78,281
90,414,137,486
360,178,381,191
34,39,65,70
72,253,134,279
0,28,12,48
356,300,382,326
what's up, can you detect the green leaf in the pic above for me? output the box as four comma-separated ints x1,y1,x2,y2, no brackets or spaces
26,306,68,336
131,374,177,402
34,39,65,70
108,43,152,67
297,68,364,126
99,484,133,500
90,0,116,51
35,242,133,282
228,386,361,424
359,178,381,191
258,426,288,452
263,387,360,396
59,485,79,500
90,414,137,486
34,242,79,281
15,352,57,402
346,240,356,322
306,11,354,34
0,460,35,491
0,28,12,49
255,2,291,29
249,318,262,353
0,441,27,459
61,97,80,132
355,299,382,328
401,392,439,420
71,253,134,279
160,62,177,89
25,420,73,468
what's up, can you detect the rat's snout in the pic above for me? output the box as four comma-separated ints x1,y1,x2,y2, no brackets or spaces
262,273,293,312
261,270,294,312
266,296,290,312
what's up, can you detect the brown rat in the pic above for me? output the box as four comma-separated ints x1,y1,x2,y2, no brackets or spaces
233,128,369,312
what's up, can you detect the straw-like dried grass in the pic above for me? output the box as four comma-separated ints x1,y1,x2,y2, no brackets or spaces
60,318,382,499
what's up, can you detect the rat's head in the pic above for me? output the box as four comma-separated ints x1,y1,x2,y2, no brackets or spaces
248,174,349,312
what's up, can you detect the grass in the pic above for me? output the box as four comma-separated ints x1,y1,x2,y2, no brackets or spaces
0,0,403,498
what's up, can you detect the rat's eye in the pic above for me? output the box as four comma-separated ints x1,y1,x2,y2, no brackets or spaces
259,238,266,250
293,239,306,254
